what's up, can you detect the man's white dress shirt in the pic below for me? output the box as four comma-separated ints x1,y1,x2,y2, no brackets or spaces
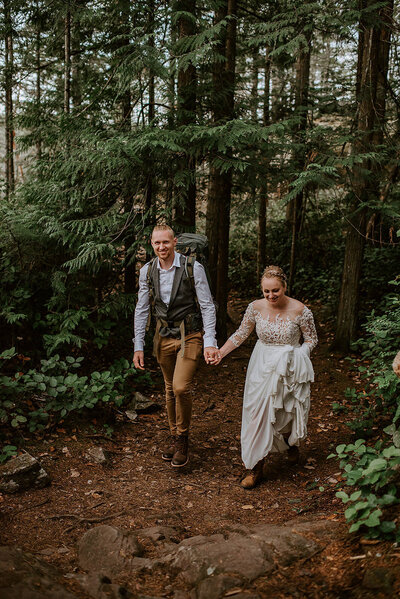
134,252,217,351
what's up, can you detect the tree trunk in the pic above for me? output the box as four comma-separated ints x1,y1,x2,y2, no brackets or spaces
174,0,197,231
35,1,42,160
4,0,14,199
333,0,394,351
257,45,271,281
144,0,155,260
115,0,135,294
64,3,71,114
71,1,84,109
287,26,312,294
206,0,237,340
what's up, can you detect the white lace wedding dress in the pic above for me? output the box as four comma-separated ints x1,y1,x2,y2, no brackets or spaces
229,303,318,469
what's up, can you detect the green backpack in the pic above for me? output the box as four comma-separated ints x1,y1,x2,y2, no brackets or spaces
175,233,213,296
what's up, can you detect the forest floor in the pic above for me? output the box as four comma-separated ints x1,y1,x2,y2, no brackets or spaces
2,296,400,598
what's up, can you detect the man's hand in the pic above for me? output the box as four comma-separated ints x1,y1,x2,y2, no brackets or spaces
204,346,220,365
133,350,145,370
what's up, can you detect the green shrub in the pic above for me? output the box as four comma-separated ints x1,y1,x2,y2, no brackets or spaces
331,437,400,540
332,277,400,540
0,349,151,434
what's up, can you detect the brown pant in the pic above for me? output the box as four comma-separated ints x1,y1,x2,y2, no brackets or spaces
157,332,203,436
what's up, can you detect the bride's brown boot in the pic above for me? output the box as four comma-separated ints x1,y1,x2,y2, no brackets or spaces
240,459,265,489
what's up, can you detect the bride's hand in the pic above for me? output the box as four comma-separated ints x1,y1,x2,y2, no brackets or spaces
211,350,222,365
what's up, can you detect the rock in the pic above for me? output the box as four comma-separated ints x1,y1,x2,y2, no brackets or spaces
196,574,242,599
0,545,77,598
0,453,51,494
125,410,138,421
85,447,111,465
164,520,337,586
362,567,395,592
78,525,147,577
166,532,274,584
133,392,161,413
72,572,133,599
138,525,180,544
173,591,191,599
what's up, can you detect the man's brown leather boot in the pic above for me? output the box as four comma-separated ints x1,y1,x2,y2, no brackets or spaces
171,435,189,467
162,435,176,461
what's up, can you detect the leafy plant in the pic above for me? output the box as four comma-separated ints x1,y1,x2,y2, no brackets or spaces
0,351,151,433
0,444,18,464
331,438,400,539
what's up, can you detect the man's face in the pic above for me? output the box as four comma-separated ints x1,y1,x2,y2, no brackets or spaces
151,230,177,263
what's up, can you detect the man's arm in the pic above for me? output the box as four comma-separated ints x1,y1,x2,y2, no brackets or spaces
133,264,150,370
193,262,218,362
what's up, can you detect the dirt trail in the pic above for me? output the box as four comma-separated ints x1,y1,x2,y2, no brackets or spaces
1,300,399,598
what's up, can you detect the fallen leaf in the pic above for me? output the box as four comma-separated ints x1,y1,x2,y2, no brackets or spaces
241,505,254,510
70,469,80,478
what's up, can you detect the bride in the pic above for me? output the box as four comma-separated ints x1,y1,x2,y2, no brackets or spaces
214,266,318,489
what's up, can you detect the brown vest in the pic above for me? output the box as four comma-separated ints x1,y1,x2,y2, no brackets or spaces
147,254,202,338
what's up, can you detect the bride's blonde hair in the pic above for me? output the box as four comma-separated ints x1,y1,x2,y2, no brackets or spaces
261,265,287,286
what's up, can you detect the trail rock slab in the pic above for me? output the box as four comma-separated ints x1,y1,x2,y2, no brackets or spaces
164,520,337,586
0,453,50,493
71,572,134,599
137,525,180,544
362,567,395,592
78,525,146,577
0,545,76,599
196,574,242,599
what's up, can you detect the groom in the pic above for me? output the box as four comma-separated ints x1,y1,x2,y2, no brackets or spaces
133,225,218,467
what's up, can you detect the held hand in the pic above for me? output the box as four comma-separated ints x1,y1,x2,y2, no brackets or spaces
212,351,223,366
133,350,145,370
204,347,221,365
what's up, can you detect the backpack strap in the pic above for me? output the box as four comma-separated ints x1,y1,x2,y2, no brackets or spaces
185,255,199,311
146,257,157,331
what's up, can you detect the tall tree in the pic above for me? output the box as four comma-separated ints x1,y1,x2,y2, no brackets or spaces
287,16,312,293
174,0,197,230
333,0,394,351
64,1,71,114
257,44,271,280
4,0,15,199
206,0,237,339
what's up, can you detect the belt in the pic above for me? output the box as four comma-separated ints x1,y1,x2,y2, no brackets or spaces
153,317,197,358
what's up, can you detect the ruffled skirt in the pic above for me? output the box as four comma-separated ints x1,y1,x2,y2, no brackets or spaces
241,342,314,469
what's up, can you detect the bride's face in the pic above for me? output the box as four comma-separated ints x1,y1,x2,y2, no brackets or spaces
262,277,286,305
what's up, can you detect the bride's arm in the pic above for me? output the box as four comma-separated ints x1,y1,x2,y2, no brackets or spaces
213,303,256,365
299,306,318,354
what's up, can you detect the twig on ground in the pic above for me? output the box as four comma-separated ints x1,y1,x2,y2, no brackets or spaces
49,510,125,524
10,497,50,518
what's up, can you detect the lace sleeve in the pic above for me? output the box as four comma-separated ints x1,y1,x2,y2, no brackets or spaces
229,303,256,347
299,306,318,352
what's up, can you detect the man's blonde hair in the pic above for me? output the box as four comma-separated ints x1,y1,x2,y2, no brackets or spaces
151,225,175,239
